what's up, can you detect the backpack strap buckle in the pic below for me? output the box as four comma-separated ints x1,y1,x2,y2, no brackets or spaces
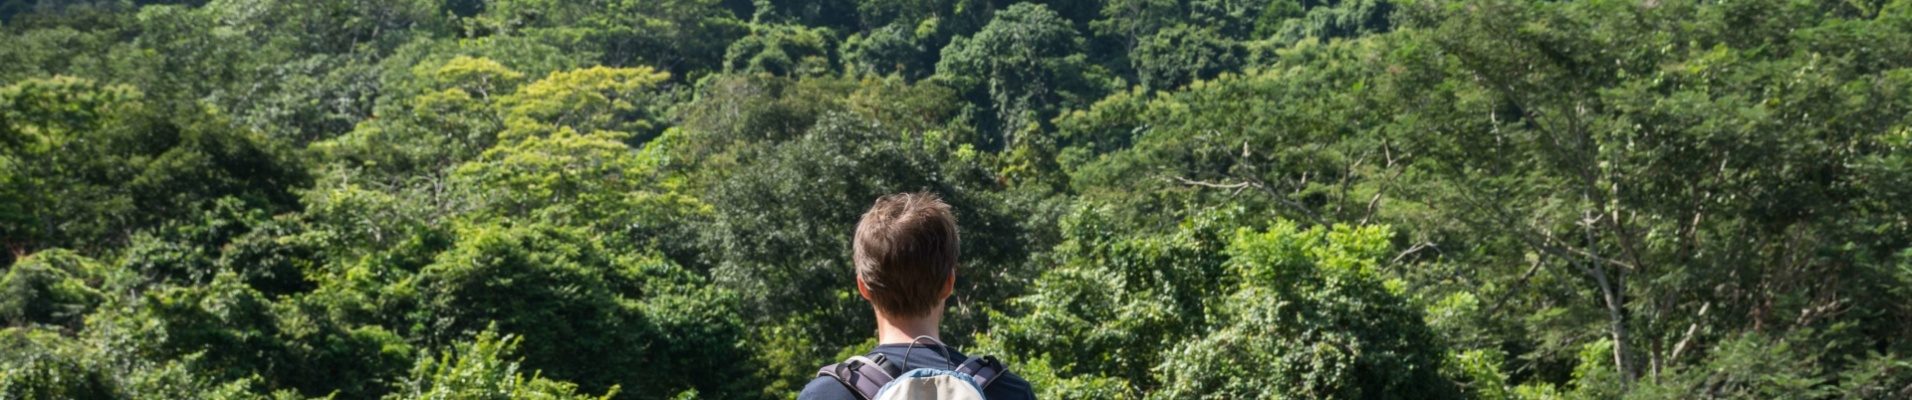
817,355,896,400
955,355,1006,390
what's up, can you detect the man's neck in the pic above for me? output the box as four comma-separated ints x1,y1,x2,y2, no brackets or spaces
873,312,942,345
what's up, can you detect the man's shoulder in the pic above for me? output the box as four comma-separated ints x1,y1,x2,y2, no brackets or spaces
984,369,1038,400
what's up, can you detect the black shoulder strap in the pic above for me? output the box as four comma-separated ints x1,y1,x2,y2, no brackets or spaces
816,355,896,400
955,355,1007,390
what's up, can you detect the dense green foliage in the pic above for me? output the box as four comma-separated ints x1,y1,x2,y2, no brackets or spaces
4,0,1912,399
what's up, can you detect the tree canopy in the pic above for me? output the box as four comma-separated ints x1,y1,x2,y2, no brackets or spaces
4,0,1912,398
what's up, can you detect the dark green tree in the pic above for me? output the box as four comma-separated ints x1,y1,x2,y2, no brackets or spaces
0,249,106,330
0,77,309,256
724,23,839,77
935,2,1106,149
411,223,755,397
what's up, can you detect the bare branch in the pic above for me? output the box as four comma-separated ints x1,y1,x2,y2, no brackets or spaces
1486,255,1546,318
1668,301,1710,363
1169,176,1250,190
1390,242,1439,265
1169,175,1330,226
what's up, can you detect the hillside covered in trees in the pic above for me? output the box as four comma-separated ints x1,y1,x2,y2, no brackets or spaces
3,0,1912,398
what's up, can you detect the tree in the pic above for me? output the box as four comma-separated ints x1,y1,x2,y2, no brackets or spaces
449,127,706,259
843,21,934,79
985,206,1236,396
1151,222,1456,399
935,2,1106,149
1055,37,1399,231
0,76,310,255
988,207,1458,398
1252,0,1395,45
0,325,280,399
385,326,620,400
1130,24,1246,91
1392,0,1912,389
80,269,414,398
677,75,857,144
309,40,582,184
724,23,838,77
410,222,756,396
481,0,748,79
497,65,673,142
1091,0,1181,53
0,249,106,331
839,0,993,80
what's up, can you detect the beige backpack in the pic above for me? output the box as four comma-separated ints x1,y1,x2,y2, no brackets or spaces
815,338,1006,400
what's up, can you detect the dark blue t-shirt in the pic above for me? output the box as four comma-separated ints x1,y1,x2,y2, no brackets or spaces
798,343,1036,400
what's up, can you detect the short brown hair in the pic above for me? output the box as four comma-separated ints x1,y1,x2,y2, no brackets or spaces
853,192,960,318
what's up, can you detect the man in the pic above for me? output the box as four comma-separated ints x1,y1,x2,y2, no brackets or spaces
798,192,1036,400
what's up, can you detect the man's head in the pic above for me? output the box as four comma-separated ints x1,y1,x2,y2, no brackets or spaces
853,192,960,319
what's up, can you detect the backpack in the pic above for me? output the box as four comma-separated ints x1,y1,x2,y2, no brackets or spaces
815,342,1007,400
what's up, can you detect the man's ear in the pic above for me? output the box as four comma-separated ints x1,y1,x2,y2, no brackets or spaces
940,271,955,299
856,275,873,301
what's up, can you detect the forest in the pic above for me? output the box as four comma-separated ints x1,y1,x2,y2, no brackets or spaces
2,0,1911,398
